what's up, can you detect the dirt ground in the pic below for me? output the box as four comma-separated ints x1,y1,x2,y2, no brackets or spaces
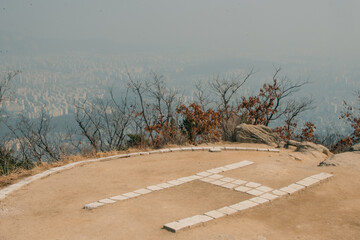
0,144,359,240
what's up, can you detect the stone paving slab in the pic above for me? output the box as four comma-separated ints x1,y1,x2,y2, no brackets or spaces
232,179,247,185
147,185,163,191
279,186,297,194
256,186,273,193
208,174,224,179
167,180,185,186
98,198,116,204
163,221,189,232
234,186,252,192
249,197,269,204
222,183,238,189
220,177,237,183
196,171,212,177
211,180,227,186
288,183,305,191
229,200,259,211
204,210,226,219
310,172,333,181
245,182,262,188
110,195,129,201
157,183,173,189
207,168,223,174
122,192,141,198
169,148,181,152
134,188,152,195
272,190,288,196
180,147,192,151
217,206,238,215
84,202,104,209
209,148,221,152
296,177,321,187
199,177,216,183
260,193,279,201
247,189,265,196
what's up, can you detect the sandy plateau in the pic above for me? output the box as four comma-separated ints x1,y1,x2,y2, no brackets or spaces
0,143,359,240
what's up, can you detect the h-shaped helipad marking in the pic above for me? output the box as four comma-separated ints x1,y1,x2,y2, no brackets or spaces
82,160,333,233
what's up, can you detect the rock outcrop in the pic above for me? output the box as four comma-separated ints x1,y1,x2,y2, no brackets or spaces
350,143,360,151
235,124,281,146
287,140,332,157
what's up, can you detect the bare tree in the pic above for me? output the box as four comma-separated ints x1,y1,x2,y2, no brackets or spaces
0,71,21,106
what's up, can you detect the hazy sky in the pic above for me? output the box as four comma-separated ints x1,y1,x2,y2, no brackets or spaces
1,0,360,60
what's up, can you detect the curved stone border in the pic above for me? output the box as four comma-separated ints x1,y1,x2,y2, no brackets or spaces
0,146,280,201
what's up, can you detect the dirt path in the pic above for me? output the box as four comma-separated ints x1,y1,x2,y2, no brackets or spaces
0,144,359,240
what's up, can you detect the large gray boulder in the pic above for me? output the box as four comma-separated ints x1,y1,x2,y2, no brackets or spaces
235,124,281,146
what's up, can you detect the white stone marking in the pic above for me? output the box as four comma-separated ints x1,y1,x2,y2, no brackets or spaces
208,174,224,179
200,177,216,183
279,186,297,194
260,193,279,201
209,148,221,152
191,147,204,151
288,183,305,191
310,172,333,181
256,186,273,193
180,147,192,151
163,221,189,232
249,197,269,204
134,188,152,195
139,152,150,155
196,171,212,177
204,210,226,219
229,200,258,210
222,183,238,189
167,180,184,186
147,185,163,191
245,182,262,188
98,198,116,204
207,168,223,174
225,147,237,150
220,177,237,183
122,192,141,198
234,186,252,192
235,147,247,151
232,179,247,185
296,177,321,187
160,149,171,153
246,189,265,196
217,206,238,215
211,180,227,186
272,190,287,196
157,183,173,189
110,195,129,201
84,202,104,209
169,148,181,152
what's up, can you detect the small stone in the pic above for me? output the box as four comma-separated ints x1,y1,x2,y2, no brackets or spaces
217,206,238,215
246,182,262,188
134,188,152,195
204,210,225,219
